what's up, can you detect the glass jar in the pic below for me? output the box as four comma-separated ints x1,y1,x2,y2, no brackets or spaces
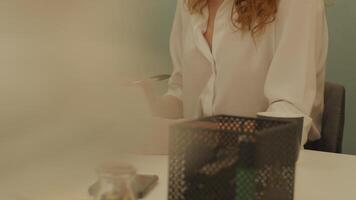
94,163,137,200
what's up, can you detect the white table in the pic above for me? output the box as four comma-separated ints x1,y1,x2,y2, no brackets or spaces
1,150,356,200
140,150,356,200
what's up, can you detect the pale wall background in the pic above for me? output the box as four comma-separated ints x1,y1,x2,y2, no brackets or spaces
326,1,356,154
0,1,175,199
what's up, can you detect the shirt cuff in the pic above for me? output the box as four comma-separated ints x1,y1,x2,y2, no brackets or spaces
163,88,183,102
257,101,313,147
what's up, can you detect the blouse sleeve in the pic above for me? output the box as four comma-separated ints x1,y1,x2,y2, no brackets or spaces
257,0,328,146
164,0,184,101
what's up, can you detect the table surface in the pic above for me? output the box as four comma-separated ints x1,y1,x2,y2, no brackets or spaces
139,150,356,200
1,150,356,200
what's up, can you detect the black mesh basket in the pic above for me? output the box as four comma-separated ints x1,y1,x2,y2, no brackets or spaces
168,115,303,200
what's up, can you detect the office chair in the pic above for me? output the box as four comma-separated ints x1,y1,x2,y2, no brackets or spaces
304,82,346,153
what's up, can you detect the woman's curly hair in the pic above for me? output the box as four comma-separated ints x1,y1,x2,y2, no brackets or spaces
185,0,279,36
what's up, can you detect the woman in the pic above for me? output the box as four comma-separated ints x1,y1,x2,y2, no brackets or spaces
142,0,328,146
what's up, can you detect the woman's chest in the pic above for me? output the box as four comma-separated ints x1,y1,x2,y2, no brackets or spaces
203,0,225,50
181,17,275,74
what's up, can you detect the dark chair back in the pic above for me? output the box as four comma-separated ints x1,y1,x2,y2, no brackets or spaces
304,82,346,153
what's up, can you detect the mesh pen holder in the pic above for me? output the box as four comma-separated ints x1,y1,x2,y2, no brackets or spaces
168,115,303,200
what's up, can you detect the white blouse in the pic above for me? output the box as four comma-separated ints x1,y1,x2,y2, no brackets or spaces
165,0,328,145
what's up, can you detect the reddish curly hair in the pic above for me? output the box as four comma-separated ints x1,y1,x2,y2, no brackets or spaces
185,0,279,35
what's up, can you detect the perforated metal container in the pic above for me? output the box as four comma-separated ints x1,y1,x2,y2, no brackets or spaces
168,115,303,200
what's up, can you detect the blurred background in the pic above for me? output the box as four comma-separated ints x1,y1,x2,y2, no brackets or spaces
326,0,356,154
0,0,175,161
0,0,355,199
0,1,175,199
